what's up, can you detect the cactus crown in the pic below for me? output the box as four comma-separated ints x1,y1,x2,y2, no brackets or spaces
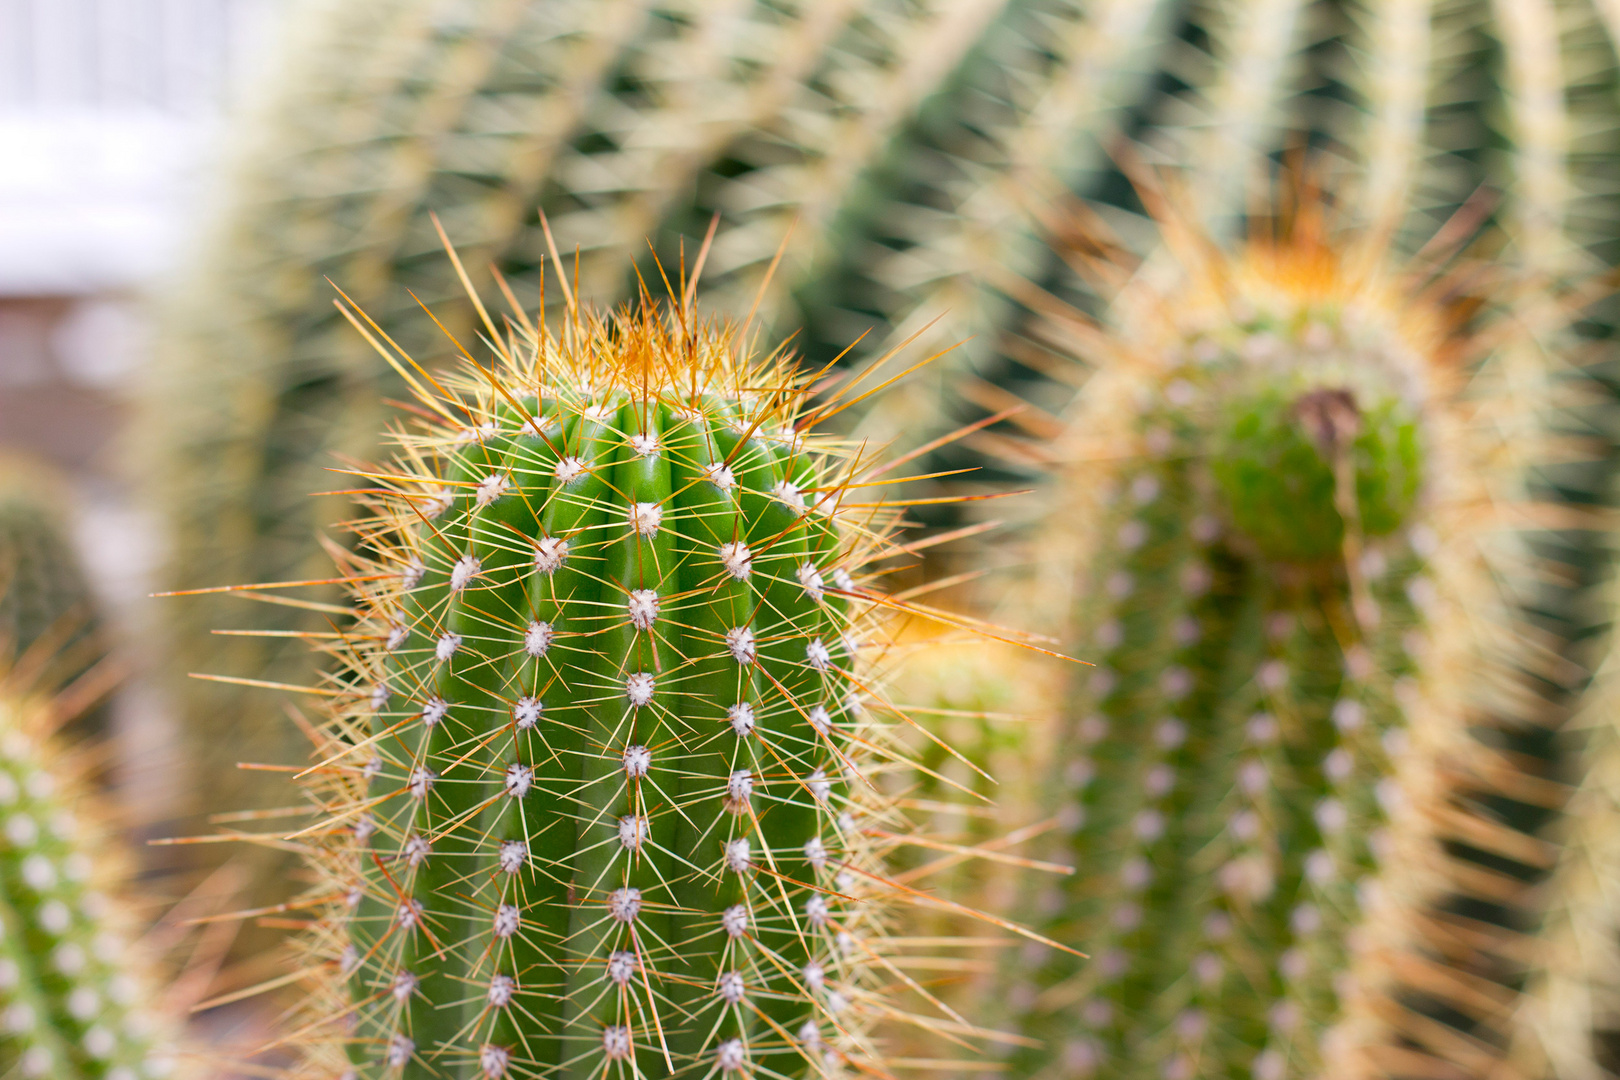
280,274,952,1079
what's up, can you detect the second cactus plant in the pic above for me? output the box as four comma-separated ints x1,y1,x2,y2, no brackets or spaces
1003,193,1570,1079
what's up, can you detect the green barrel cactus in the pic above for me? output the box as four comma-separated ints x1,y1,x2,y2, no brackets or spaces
0,673,185,1079
1001,198,1574,1079
270,276,969,1078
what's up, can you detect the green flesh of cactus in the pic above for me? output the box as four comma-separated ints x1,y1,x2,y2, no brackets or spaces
0,696,178,1080
1010,324,1435,1079
317,306,896,1078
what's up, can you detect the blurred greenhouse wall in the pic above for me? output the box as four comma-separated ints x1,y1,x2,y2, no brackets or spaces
0,0,290,819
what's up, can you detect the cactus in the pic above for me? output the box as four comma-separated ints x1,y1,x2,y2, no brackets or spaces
0,458,109,741
998,185,1577,1080
142,0,1195,839
0,661,184,1079
1509,592,1620,1080
258,265,999,1078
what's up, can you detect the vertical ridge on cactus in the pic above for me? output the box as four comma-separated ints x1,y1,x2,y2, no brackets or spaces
261,261,993,1078
997,180,1576,1080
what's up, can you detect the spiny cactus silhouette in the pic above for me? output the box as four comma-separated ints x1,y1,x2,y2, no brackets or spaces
240,253,1021,1078
998,185,1575,1080
0,664,185,1079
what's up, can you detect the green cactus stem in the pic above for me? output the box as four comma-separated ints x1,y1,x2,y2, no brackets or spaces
0,676,184,1080
252,270,989,1078
1001,195,1569,1080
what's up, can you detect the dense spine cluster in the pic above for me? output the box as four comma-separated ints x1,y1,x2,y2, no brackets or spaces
0,689,181,1080
289,291,922,1078
1001,206,1552,1080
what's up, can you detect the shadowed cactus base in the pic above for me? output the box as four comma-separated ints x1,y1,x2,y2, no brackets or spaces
278,283,951,1079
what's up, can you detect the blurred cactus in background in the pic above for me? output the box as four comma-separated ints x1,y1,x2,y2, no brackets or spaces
1000,188,1569,1078
0,562,187,1079
0,458,110,743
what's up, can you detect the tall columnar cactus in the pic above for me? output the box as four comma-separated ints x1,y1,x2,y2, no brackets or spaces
270,275,974,1078
1001,196,1571,1080
0,672,185,1079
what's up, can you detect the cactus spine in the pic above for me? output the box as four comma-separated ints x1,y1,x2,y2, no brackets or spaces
276,272,955,1078
0,675,183,1079
1002,193,1564,1080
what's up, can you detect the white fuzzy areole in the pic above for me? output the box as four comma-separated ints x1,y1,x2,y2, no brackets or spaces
524,620,555,657
370,683,391,711
504,763,534,799
799,1021,823,1051
727,702,755,737
553,457,587,485
808,769,831,804
450,555,482,592
493,904,521,939
808,706,832,735
805,837,827,870
725,770,753,814
703,462,736,491
479,1044,510,1079
622,745,652,779
627,501,663,537
805,638,832,671
602,1026,632,1061
806,895,830,928
629,432,660,457
401,557,425,589
609,887,642,923
725,626,755,664
797,562,825,601
435,632,461,663
722,904,749,938
422,697,449,727
718,541,752,581
387,1035,414,1069
618,815,648,851
403,834,430,868
773,480,806,511
421,488,454,520
533,537,569,574
625,673,655,708
513,696,542,730
716,1039,746,1073
487,974,516,1008
384,623,408,651
391,971,418,1004
832,567,854,592
607,950,638,986
717,971,745,1004
803,960,825,991
407,768,436,801
396,899,423,931
724,838,751,874
627,589,660,631
475,472,509,507
498,840,527,875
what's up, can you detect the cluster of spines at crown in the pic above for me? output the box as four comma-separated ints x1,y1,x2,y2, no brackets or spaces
305,288,904,1079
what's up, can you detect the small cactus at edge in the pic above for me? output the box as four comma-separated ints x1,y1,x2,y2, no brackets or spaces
281,273,958,1078
0,680,184,1080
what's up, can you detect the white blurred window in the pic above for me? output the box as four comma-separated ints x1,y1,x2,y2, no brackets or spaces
0,0,287,295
